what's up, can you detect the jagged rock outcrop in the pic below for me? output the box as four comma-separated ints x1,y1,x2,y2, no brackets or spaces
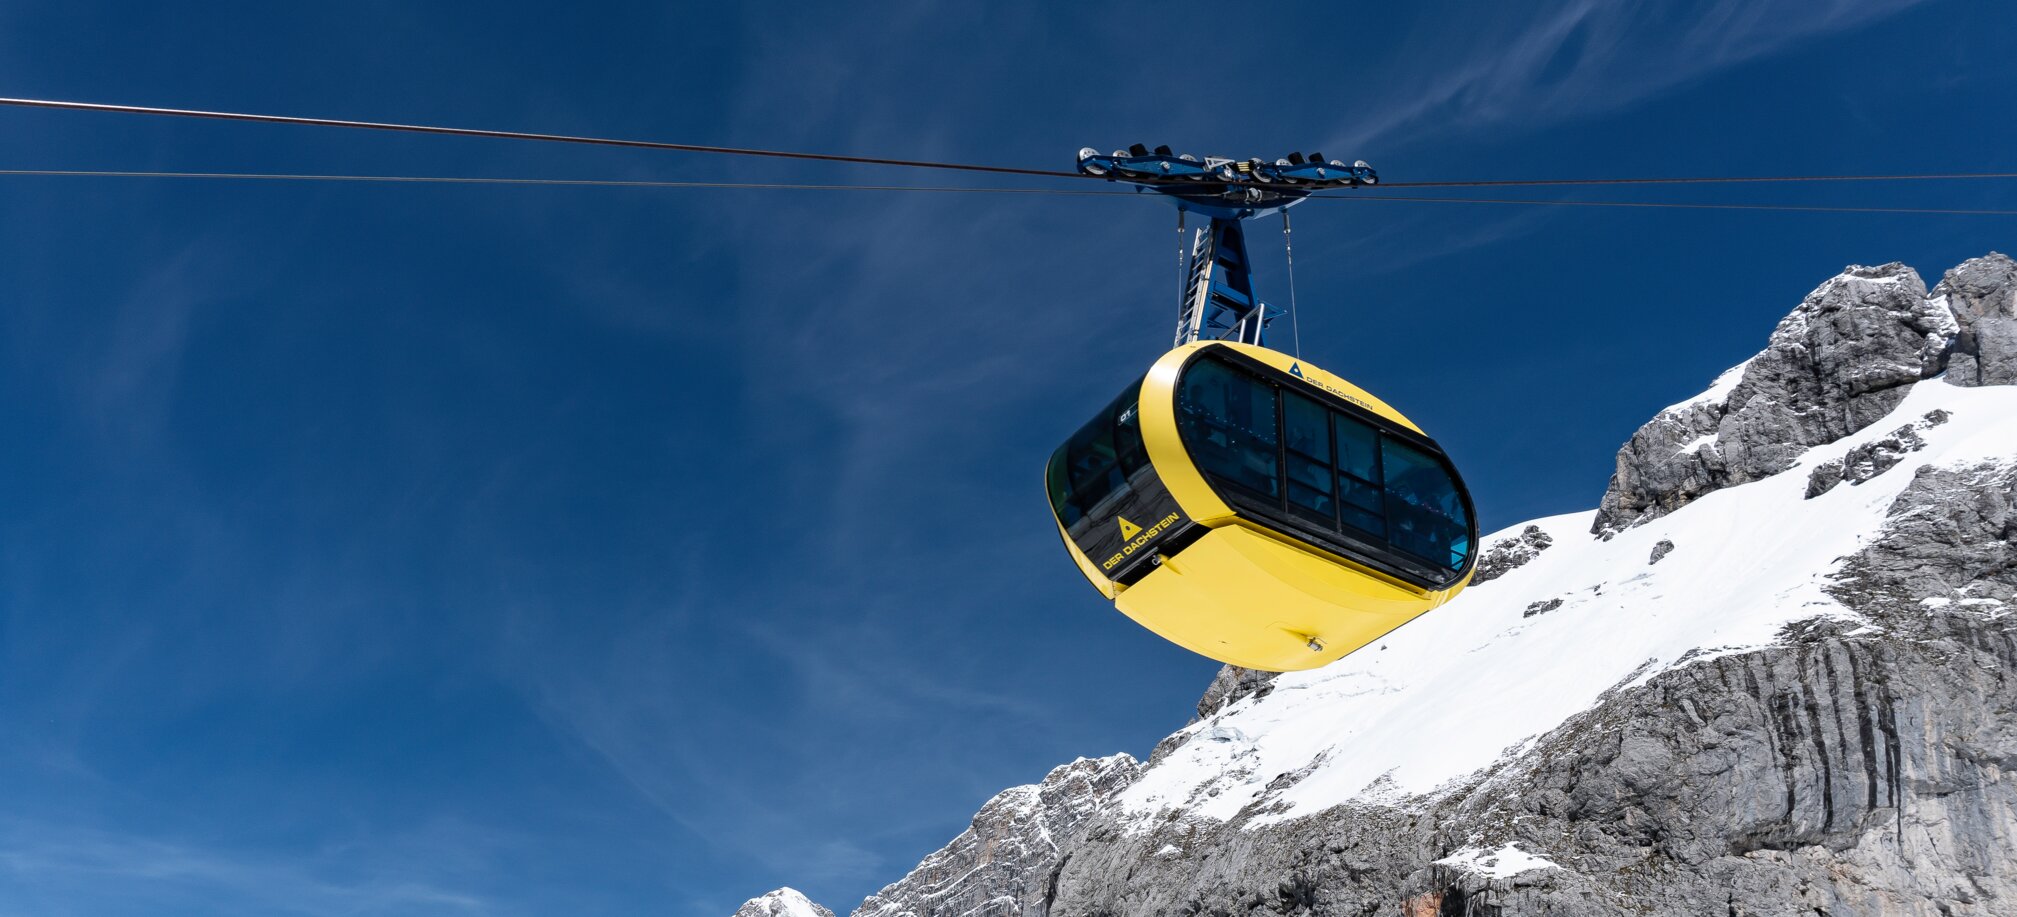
1937,253,2017,387
768,254,2017,917
854,755,1138,917
1523,597,1563,617
1804,410,1947,498
1472,524,1555,584
1194,665,1278,720
1833,460,2017,607
734,888,836,917
1593,262,1957,534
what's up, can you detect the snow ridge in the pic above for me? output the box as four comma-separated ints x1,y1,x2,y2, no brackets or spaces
733,888,835,917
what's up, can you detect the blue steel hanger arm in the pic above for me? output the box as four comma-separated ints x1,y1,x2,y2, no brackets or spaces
1078,145,1376,346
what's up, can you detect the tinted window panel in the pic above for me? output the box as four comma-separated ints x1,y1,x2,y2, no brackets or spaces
1283,393,1331,465
1381,438,1472,571
1177,359,1280,499
1282,393,1334,524
1335,414,1380,484
1114,401,1149,475
1170,352,1475,588
1338,475,1385,536
1046,382,1144,528
1286,457,1333,524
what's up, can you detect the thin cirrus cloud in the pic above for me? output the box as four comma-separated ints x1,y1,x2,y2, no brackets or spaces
0,819,492,916
1333,0,1937,152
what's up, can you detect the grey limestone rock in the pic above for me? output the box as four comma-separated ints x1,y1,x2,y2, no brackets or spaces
853,754,1137,917
1805,409,1950,499
1472,524,1555,585
1593,262,1956,534
1805,425,1925,498
1830,460,2017,608
1806,457,1849,498
1649,539,1675,565
1936,252,2017,387
1523,597,1564,618
1194,665,1279,720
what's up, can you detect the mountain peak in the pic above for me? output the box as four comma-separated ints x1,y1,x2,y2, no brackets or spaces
1591,256,1981,534
732,888,835,917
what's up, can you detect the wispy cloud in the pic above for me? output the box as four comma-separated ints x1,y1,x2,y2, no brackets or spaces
1333,0,1934,151
0,820,494,916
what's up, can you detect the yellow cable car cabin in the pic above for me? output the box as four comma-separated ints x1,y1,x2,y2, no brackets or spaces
1045,341,1477,672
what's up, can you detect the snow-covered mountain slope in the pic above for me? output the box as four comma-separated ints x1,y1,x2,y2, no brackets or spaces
1125,378,2014,829
744,253,2017,917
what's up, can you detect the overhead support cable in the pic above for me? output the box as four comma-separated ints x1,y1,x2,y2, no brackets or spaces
3,168,2017,215
0,96,1081,180
1310,193,2017,216
8,96,2017,193
0,168,1129,195
1376,172,2017,189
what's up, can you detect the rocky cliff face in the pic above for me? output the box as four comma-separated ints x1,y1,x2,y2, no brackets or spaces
1592,261,1959,534
1938,253,2017,387
853,755,1139,917
744,254,2017,917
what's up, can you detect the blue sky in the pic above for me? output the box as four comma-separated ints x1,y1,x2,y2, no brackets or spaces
2,1,2015,914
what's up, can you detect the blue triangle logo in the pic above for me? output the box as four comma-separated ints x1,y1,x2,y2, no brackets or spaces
1289,362,1305,378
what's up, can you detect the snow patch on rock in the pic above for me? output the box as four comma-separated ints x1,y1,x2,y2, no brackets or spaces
1434,843,1561,879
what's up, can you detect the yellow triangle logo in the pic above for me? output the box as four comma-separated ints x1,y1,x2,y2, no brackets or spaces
1118,516,1143,540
